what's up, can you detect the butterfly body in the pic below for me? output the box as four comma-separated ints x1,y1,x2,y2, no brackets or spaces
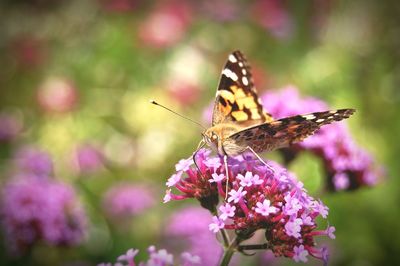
202,50,355,157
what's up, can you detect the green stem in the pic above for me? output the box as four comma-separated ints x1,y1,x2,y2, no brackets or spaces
219,238,238,266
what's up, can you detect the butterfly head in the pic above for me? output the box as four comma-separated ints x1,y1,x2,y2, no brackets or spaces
202,129,219,147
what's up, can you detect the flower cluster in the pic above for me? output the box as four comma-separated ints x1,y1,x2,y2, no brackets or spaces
98,246,201,266
261,86,382,191
165,149,332,264
1,175,87,254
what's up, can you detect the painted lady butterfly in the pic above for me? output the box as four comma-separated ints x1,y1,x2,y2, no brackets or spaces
200,50,355,163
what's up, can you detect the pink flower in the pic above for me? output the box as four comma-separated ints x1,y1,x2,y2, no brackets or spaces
138,1,192,48
37,77,78,113
219,203,236,220
209,216,225,233
255,199,277,217
293,245,309,263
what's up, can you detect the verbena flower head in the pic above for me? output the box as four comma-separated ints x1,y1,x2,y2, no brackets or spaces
1,174,87,254
103,183,155,219
261,85,382,191
99,246,201,266
165,206,222,266
166,149,333,264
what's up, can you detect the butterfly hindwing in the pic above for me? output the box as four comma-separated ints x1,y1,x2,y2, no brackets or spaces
212,50,273,126
222,109,355,155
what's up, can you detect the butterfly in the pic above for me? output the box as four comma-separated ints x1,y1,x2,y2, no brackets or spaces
198,50,355,166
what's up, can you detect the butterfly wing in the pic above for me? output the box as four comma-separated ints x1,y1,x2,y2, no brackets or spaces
222,109,355,156
212,50,273,127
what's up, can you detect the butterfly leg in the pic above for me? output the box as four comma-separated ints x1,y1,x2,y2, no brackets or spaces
245,146,275,173
224,155,230,200
192,140,206,176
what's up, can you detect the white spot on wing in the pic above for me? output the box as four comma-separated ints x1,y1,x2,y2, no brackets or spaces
316,119,325,123
222,68,238,81
228,54,237,63
303,114,316,120
242,76,249,86
242,69,247,75
238,62,244,67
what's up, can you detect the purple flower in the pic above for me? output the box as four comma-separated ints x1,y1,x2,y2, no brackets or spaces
209,173,225,183
167,172,182,187
209,216,225,233
261,85,382,191
1,175,87,254
14,146,53,177
103,183,155,218
227,187,247,203
219,203,236,220
237,171,263,187
166,149,334,263
181,252,201,265
333,172,350,190
71,144,103,174
285,218,303,238
175,158,194,172
293,245,309,263
101,246,200,266
165,207,222,266
255,199,277,217
117,248,139,264
326,226,336,239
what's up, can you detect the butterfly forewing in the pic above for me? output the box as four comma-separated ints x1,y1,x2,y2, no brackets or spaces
222,109,355,156
212,50,273,127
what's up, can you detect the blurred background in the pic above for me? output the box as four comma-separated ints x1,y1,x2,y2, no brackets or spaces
0,0,399,265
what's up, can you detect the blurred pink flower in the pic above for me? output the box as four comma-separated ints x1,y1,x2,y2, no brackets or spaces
167,80,201,107
103,183,155,218
251,0,293,39
71,144,104,174
138,1,193,48
165,206,223,266
37,77,78,113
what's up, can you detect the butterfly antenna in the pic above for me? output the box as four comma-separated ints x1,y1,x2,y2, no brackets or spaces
150,100,206,130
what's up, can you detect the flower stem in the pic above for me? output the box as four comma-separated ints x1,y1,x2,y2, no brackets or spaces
219,239,237,266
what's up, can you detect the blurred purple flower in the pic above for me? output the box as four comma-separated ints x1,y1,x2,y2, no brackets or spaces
103,183,155,218
0,112,23,142
14,146,53,177
261,85,383,191
165,206,223,266
165,150,332,264
1,175,87,254
72,144,104,174
99,246,201,266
